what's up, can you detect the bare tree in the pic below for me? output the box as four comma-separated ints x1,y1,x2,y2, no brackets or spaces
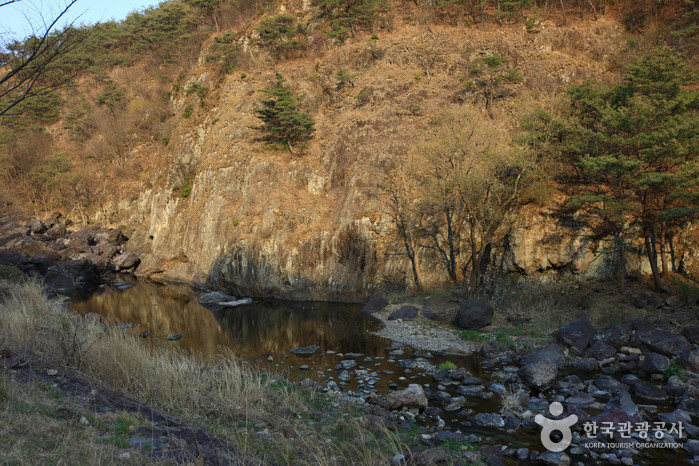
0,0,87,117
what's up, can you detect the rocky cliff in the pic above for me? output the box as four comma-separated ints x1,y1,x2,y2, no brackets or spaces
114,17,695,300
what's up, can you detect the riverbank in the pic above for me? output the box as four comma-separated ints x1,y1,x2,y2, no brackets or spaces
0,278,424,464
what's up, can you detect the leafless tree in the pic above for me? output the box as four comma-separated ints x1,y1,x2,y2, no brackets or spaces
0,0,87,117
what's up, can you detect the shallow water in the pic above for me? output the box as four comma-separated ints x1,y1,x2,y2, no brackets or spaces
70,279,481,391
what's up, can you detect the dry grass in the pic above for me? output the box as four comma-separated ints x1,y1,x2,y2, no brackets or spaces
0,374,140,465
0,278,409,464
498,385,527,417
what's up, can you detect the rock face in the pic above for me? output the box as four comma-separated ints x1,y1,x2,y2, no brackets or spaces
453,299,493,329
386,384,428,410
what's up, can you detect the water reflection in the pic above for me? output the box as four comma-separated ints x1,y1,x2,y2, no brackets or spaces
70,280,387,359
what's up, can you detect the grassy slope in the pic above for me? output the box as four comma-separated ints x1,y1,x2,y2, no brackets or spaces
0,278,416,464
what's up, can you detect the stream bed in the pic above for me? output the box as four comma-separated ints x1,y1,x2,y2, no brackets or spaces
70,279,693,465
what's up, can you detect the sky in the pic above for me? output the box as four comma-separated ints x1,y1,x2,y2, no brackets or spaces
0,0,163,41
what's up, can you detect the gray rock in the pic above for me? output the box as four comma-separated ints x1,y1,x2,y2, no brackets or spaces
593,375,629,395
416,448,447,466
683,439,699,456
607,392,638,417
681,348,699,372
642,352,671,373
29,219,47,234
434,431,465,444
537,451,571,465
388,305,418,321
595,322,633,349
658,409,692,425
340,360,356,369
633,382,667,403
633,328,692,357
474,412,505,428
290,345,320,357
462,376,484,385
521,344,565,369
453,298,493,329
199,291,237,305
386,384,428,410
572,358,599,372
430,390,452,403
683,325,699,345
361,297,388,314
558,320,596,349
112,251,140,270
518,361,558,390
587,341,617,360
566,392,595,408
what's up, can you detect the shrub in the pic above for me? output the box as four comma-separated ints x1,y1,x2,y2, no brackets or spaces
438,361,457,370
255,14,304,59
182,104,194,119
0,265,23,282
250,73,315,148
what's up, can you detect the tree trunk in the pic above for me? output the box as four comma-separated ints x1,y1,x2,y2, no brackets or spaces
445,212,458,282
669,236,676,271
659,227,668,276
559,0,567,25
617,230,626,292
643,226,662,291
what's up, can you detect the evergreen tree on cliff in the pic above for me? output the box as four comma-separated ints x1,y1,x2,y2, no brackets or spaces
567,47,698,290
251,72,315,152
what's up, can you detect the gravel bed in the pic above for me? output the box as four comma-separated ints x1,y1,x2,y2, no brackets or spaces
369,305,476,354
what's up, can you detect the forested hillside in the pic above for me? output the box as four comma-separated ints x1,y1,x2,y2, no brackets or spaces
1,0,696,298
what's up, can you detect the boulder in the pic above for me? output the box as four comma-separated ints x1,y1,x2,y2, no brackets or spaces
199,291,237,310
587,341,617,360
96,243,119,259
593,375,629,395
29,219,47,234
558,320,596,350
681,348,699,373
633,328,692,357
518,361,558,390
632,382,667,403
388,305,418,321
641,352,671,373
46,223,67,240
386,384,428,410
112,252,140,271
594,322,633,349
474,412,505,428
606,392,639,418
108,229,126,244
361,297,388,314
290,345,320,357
683,325,699,345
521,344,566,369
453,298,493,329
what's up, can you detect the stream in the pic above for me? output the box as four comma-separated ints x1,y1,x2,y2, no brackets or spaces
70,278,691,464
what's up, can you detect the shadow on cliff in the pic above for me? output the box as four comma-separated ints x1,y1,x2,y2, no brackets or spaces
201,223,404,302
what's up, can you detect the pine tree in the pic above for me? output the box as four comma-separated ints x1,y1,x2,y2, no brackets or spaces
251,73,315,150
567,47,698,290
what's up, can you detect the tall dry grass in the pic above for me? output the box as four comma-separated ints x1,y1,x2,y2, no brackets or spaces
0,279,302,422
0,278,408,464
